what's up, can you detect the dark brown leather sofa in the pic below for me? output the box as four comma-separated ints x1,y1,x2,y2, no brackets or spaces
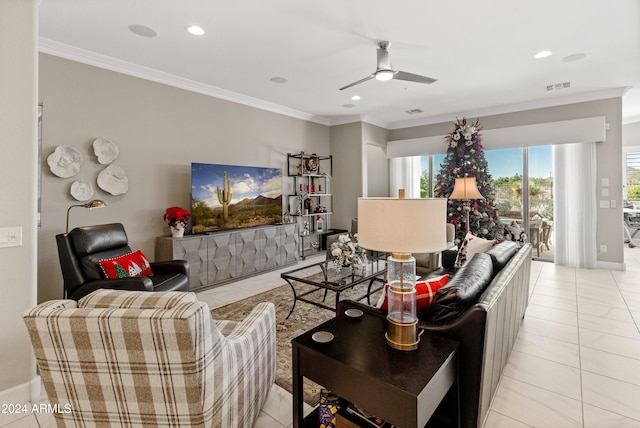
56,223,190,300
340,241,532,428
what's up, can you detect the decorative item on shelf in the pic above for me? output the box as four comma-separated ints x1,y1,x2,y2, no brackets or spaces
97,164,129,195
92,137,119,164
164,206,190,238
315,205,327,213
47,145,83,178
316,216,324,232
304,196,312,215
357,195,447,351
283,211,291,224
65,199,106,234
295,194,303,215
330,234,367,271
303,221,310,235
305,153,320,174
449,176,484,236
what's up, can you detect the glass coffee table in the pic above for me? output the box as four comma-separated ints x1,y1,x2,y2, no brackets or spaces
281,257,386,318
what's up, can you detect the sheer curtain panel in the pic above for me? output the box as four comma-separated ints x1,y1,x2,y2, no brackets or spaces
553,142,597,268
389,156,421,198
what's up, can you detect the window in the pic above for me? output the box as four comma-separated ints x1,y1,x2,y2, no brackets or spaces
626,151,640,201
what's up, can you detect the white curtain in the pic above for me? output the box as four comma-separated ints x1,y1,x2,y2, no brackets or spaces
553,142,597,268
389,156,421,198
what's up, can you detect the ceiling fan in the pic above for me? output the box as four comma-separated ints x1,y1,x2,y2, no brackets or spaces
339,41,437,91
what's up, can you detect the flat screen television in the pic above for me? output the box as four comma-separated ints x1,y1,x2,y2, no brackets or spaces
191,162,282,233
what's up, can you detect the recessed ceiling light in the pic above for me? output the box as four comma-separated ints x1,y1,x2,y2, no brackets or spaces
343,104,356,108
128,24,157,38
562,53,587,62
351,95,361,101
186,25,205,36
270,77,288,84
534,50,553,59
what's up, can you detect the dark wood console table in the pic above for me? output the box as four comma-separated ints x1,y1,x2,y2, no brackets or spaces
292,311,460,428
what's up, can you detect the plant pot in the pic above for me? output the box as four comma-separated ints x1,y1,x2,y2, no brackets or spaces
170,224,185,238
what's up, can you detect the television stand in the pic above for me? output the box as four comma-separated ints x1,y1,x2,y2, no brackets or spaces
156,223,299,292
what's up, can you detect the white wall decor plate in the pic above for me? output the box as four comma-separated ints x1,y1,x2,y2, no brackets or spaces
47,145,83,178
97,164,129,195
93,137,119,164
70,179,94,201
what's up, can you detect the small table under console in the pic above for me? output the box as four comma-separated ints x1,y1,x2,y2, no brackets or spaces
281,257,386,318
292,310,460,428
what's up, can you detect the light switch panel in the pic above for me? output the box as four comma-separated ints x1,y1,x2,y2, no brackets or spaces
0,227,22,248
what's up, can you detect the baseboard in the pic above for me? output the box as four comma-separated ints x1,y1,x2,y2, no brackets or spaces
597,261,626,271
0,376,42,405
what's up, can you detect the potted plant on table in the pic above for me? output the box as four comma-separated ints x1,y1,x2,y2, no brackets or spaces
330,234,367,274
164,206,190,238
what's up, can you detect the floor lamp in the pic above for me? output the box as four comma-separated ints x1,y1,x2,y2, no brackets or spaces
449,177,483,235
357,197,447,351
66,199,107,234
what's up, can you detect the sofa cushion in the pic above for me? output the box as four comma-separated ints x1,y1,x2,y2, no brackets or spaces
377,274,450,313
455,232,495,266
425,252,494,323
485,240,519,274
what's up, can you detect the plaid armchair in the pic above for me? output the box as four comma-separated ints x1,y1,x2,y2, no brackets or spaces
23,290,276,427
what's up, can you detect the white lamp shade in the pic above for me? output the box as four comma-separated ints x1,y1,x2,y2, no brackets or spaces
449,177,484,200
357,198,448,254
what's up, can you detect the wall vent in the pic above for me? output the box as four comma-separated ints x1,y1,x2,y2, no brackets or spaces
546,81,571,91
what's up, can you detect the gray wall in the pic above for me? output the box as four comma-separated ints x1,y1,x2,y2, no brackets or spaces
0,0,39,401
624,121,640,147
38,54,330,302
389,98,625,267
330,122,363,231
363,122,390,198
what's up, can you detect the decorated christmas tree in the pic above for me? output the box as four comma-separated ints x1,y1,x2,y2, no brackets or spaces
434,118,502,244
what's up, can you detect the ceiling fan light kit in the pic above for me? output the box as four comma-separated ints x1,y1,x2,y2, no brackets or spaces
340,41,437,91
375,70,394,81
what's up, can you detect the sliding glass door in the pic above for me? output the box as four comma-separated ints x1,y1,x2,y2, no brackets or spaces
527,146,554,261
413,146,554,260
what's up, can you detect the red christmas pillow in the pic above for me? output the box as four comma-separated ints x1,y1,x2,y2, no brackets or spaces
99,250,153,279
377,274,450,312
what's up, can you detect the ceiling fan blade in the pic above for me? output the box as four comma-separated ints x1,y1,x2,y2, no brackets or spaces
393,71,437,85
339,74,375,91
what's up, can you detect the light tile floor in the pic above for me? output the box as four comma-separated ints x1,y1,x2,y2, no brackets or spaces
4,249,640,427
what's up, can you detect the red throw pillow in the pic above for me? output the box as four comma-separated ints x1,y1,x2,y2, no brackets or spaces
377,274,449,312
99,250,153,279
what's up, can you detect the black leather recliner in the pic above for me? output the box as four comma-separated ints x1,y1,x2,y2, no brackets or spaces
56,223,190,300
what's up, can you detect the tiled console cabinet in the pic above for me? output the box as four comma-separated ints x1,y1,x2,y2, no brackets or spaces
156,223,299,292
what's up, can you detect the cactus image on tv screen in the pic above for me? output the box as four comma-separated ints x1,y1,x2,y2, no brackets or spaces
191,163,282,233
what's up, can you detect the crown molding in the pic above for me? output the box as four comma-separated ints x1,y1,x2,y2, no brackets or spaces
38,37,331,126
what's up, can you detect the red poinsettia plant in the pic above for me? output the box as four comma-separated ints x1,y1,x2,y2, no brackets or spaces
163,206,190,228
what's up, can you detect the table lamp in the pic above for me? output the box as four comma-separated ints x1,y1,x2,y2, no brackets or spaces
357,197,447,351
449,177,483,235
66,199,107,233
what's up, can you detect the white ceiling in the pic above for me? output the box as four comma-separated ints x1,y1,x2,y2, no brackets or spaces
38,0,640,129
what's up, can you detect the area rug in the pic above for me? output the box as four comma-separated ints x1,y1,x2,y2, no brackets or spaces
209,281,384,405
